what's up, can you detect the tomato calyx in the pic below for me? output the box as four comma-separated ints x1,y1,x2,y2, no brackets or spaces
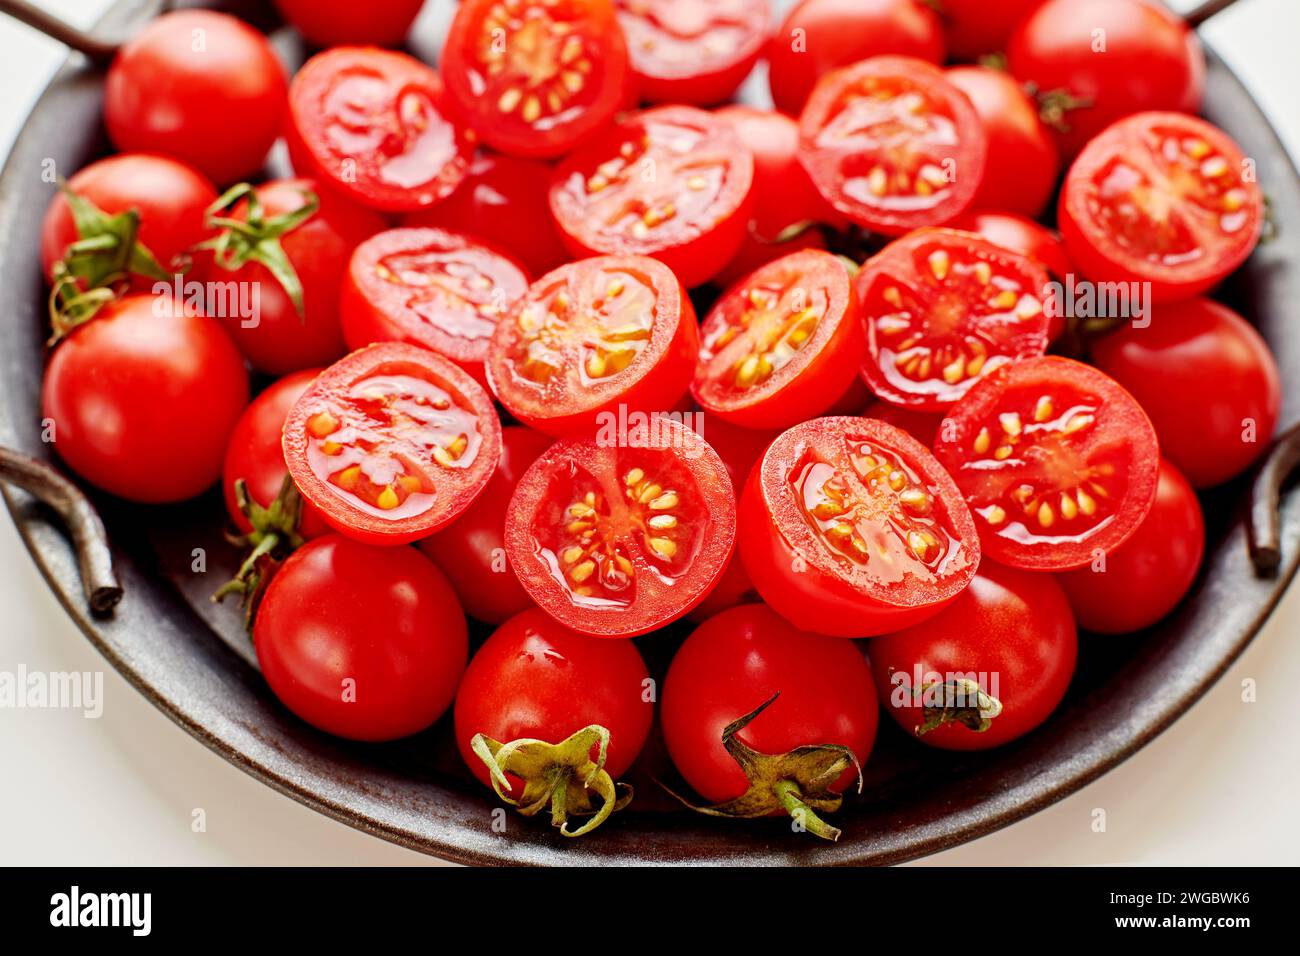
901,675,1004,737
664,694,862,843
470,724,633,837
212,475,308,631
1021,82,1093,136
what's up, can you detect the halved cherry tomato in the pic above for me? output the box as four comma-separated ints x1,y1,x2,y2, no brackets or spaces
939,0,1045,62
272,0,426,47
616,0,769,105
693,249,863,429
441,0,632,159
340,227,530,388
932,356,1160,571
287,47,473,212
486,255,699,437
504,418,735,637
798,57,987,236
283,343,502,545
739,416,979,637
1059,112,1263,303
549,106,754,287
857,229,1050,411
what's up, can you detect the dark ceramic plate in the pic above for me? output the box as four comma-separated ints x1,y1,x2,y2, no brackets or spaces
2,0,1298,866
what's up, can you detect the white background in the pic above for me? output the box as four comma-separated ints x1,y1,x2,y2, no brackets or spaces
1,0,1297,866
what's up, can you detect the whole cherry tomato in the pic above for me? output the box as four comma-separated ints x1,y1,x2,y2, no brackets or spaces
272,0,425,47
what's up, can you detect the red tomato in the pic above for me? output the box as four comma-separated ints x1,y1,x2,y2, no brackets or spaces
857,228,1050,411
870,561,1077,750
798,57,987,236
694,249,863,429
403,152,568,278
1090,298,1280,489
282,343,502,545
41,293,248,504
486,255,699,437
948,210,1071,279
505,418,735,637
254,534,467,742
1059,112,1263,303
441,0,632,159
861,401,943,448
340,227,530,388
287,47,473,212
739,416,980,637
1058,458,1204,633
616,0,770,105
549,106,754,287
272,0,425,47
932,356,1160,571
104,11,286,184
945,66,1059,220
418,426,553,624
767,0,944,116
1008,0,1205,158
939,0,1045,62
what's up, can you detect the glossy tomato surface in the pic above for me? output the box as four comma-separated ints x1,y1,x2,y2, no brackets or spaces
273,0,425,47
940,0,1045,62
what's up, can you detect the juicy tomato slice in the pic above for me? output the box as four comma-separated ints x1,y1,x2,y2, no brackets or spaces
441,0,631,159
739,416,979,637
505,419,735,637
693,249,864,429
486,255,699,437
283,343,502,545
1059,111,1263,302
857,228,1050,412
287,47,474,212
340,227,529,387
549,106,755,288
932,356,1160,571
797,56,986,236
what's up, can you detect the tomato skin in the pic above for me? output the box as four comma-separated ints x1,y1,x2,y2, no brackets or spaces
948,210,1071,279
453,608,653,797
940,0,1045,62
871,561,1076,750
1090,298,1280,489
418,426,553,624
104,11,286,185
1058,459,1204,634
663,603,878,804
254,534,467,742
272,0,425,47
42,294,249,504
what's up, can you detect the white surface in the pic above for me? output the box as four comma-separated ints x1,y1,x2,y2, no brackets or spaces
1,0,1298,867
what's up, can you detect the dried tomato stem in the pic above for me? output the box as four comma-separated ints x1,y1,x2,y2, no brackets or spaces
1247,422,1300,576
0,0,121,66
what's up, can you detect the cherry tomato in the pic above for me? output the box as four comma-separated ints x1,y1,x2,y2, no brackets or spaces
505,418,735,637
418,426,553,624
486,255,699,437
441,0,632,159
340,227,530,388
1059,112,1263,303
1090,298,1280,489
254,534,467,742
767,0,944,116
798,57,987,236
938,0,1045,62
870,561,1077,750
739,416,980,637
616,0,769,105
1008,0,1204,158
549,106,754,288
932,356,1160,571
287,47,473,213
857,228,1050,411
1058,458,1204,633
104,11,287,184
694,249,863,429
41,293,248,504
272,0,426,47
861,401,943,448
282,342,502,545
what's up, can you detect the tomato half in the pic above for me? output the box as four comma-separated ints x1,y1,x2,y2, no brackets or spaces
549,106,754,287
857,229,1050,412
282,343,502,545
739,416,980,637
485,255,699,437
441,0,632,159
1059,112,1263,303
798,57,987,236
504,418,735,637
932,356,1160,571
272,0,425,47
287,47,474,212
